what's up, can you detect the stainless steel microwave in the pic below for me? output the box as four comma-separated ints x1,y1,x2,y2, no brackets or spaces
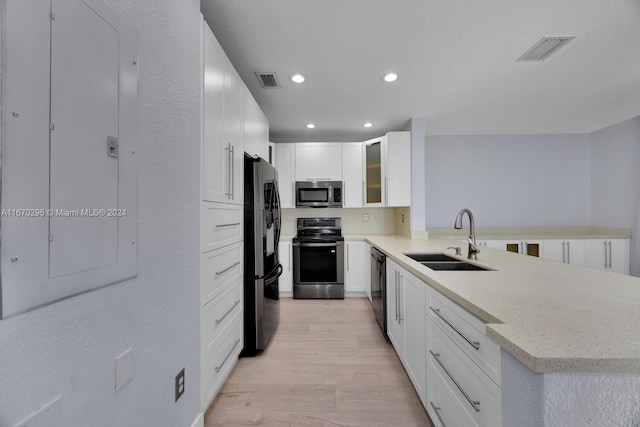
295,181,343,208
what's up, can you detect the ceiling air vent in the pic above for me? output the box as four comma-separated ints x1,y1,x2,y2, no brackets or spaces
255,72,280,89
517,36,575,61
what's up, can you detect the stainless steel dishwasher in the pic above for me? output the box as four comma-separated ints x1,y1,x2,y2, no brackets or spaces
370,247,387,339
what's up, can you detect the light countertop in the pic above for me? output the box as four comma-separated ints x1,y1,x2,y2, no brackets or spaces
365,235,640,374
428,226,631,240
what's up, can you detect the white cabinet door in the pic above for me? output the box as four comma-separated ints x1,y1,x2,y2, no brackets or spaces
544,240,586,266
586,239,629,274
385,132,411,207
363,137,385,207
402,270,426,407
225,67,244,205
342,142,364,208
544,240,565,263
345,241,366,293
278,241,293,294
386,259,404,357
477,240,503,250
295,143,342,181
202,24,227,204
243,90,269,161
274,143,296,208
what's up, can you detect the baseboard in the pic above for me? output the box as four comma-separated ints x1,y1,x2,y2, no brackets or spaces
190,412,204,427
345,292,367,298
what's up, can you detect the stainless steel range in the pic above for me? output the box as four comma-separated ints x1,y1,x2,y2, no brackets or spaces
292,218,344,299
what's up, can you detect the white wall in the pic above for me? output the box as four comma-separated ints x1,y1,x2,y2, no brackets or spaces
424,134,592,228
590,116,640,276
0,1,202,426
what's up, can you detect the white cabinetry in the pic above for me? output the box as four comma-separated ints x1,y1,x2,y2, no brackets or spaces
278,240,293,295
274,143,296,208
201,17,256,411
345,241,367,294
342,143,364,208
295,143,343,181
427,288,502,427
203,22,243,205
586,239,629,274
543,240,586,266
364,132,411,207
385,132,411,207
386,259,426,406
243,90,269,161
476,240,503,249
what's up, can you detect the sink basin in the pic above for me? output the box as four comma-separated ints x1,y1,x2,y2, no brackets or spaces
421,261,491,271
403,252,492,271
403,253,459,262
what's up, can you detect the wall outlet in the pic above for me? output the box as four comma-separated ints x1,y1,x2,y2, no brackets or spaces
115,348,135,391
363,214,369,222
175,368,185,402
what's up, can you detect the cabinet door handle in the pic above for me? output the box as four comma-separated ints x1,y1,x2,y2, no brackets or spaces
429,307,480,350
395,271,399,321
398,273,403,323
216,222,241,228
215,339,240,373
292,181,295,206
608,241,612,268
567,241,570,263
224,144,231,197
603,241,608,268
430,402,447,427
561,241,566,263
362,180,366,205
215,299,241,325
230,144,235,199
430,350,480,413
215,261,241,276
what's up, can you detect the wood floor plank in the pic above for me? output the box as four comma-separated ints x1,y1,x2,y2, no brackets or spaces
204,297,433,426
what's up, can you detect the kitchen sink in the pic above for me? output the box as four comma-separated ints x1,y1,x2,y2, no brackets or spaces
403,252,492,271
420,261,491,271
403,253,459,262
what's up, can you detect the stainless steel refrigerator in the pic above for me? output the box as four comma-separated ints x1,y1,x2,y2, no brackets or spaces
242,154,282,355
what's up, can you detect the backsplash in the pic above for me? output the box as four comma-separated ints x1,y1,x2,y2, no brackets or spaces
281,207,408,236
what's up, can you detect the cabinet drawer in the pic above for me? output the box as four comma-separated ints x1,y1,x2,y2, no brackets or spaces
429,324,502,427
202,280,242,347
428,289,501,384
427,358,475,427
202,242,242,304
202,311,243,407
202,202,242,252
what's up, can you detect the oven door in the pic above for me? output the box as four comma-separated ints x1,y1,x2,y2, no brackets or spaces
292,240,344,298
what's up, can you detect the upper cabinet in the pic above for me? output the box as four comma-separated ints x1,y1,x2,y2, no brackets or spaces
295,143,343,181
274,143,296,208
244,90,270,161
364,132,411,207
342,142,364,208
202,24,243,205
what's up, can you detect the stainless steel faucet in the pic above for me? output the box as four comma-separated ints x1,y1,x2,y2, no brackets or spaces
454,208,479,260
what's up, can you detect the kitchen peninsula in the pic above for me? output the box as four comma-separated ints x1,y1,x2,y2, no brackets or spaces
366,235,640,427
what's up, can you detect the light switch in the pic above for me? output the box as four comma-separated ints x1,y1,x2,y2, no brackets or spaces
115,348,135,390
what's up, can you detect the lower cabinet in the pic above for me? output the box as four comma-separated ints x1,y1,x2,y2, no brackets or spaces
386,259,426,406
543,239,586,266
345,240,367,294
427,287,502,427
586,239,629,274
278,240,293,295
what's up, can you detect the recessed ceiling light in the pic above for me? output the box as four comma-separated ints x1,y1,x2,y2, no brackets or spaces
363,122,373,128
290,73,307,83
382,72,399,83
306,123,316,129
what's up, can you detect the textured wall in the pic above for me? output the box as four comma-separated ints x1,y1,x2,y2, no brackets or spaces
590,116,640,276
0,1,202,426
424,133,592,228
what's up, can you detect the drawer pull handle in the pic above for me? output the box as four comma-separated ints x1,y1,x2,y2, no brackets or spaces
216,222,241,228
215,339,240,373
215,299,241,325
215,261,241,276
429,307,480,350
430,402,447,427
430,350,480,413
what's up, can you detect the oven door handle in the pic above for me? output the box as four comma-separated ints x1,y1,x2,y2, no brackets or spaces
292,242,341,248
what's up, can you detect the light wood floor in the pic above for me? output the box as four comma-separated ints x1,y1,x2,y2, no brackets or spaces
204,298,433,426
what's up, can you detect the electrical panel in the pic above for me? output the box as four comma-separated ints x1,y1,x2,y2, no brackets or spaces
1,0,139,318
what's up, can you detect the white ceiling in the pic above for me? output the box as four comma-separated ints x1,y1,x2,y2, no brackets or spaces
201,0,640,142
